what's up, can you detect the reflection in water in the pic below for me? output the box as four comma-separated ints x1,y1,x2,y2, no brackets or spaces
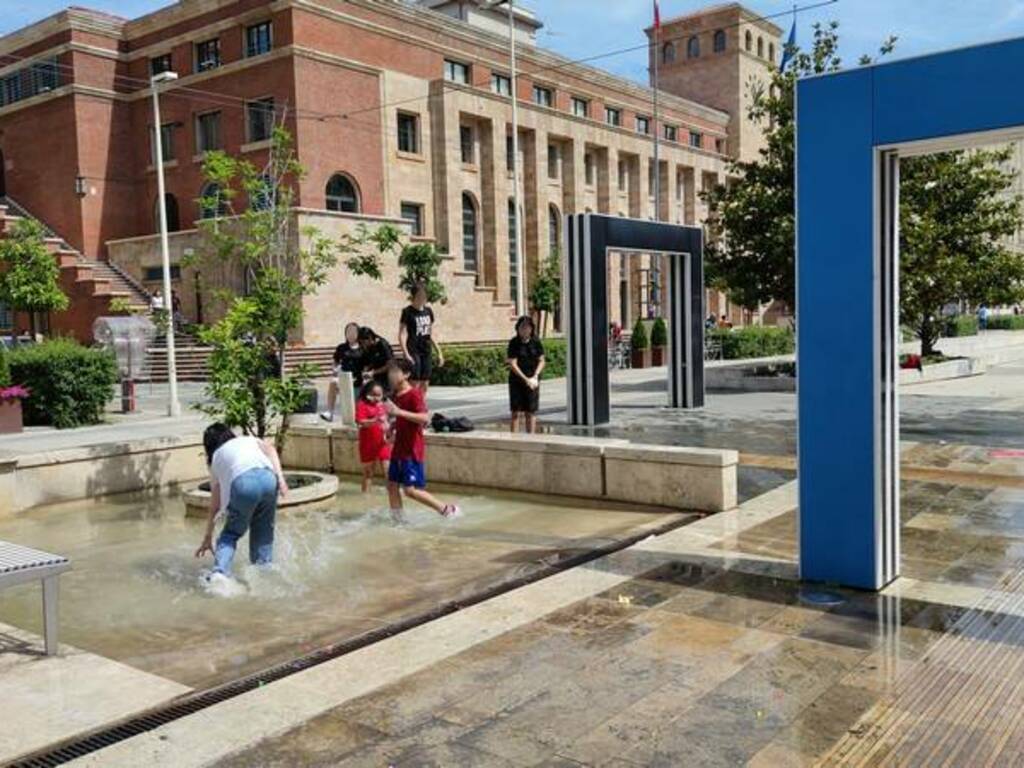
0,484,679,689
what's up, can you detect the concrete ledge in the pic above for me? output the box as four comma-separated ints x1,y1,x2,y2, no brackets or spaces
900,357,987,386
285,424,736,513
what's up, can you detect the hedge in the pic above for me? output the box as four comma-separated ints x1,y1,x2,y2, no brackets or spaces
0,344,9,388
987,314,1024,331
432,339,567,387
708,326,794,359
942,314,978,338
7,339,117,428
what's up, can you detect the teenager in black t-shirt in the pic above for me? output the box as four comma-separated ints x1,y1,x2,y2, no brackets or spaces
358,326,394,390
506,315,545,434
399,283,444,393
320,322,363,422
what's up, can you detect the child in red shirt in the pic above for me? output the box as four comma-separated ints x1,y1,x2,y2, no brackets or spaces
385,358,461,519
355,380,391,492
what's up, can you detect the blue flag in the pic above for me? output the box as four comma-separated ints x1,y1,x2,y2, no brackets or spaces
779,19,797,72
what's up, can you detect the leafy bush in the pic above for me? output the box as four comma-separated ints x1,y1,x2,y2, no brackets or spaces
942,314,978,338
650,317,668,348
708,326,794,359
0,344,9,388
987,314,1024,330
431,340,567,387
7,340,117,428
631,319,649,350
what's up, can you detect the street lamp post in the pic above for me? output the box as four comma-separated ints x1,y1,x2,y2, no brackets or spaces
487,0,525,315
150,70,181,418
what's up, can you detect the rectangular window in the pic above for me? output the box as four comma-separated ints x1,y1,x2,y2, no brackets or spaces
584,152,595,186
618,159,626,192
460,125,474,164
195,38,221,72
508,201,518,303
401,203,424,236
664,125,678,142
1,73,21,106
689,130,703,148
547,143,559,180
715,137,726,154
30,58,59,95
144,265,181,282
605,107,621,127
491,73,512,96
0,301,12,331
246,97,275,143
444,59,470,84
397,112,419,154
196,111,221,153
151,123,175,163
150,54,173,77
533,85,553,107
571,97,589,118
506,134,515,172
246,21,273,58
648,160,655,197
636,116,651,135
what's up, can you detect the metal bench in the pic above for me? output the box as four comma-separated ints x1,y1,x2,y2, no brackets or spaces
0,542,71,656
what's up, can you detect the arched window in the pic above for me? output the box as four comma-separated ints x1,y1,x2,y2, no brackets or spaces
713,30,726,53
251,175,274,212
154,193,180,232
687,36,700,59
769,42,776,62
198,182,226,220
325,173,359,213
757,36,764,58
548,204,560,258
745,31,753,52
662,42,675,64
461,192,478,273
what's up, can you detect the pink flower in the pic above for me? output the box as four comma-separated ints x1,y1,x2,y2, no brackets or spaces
0,385,30,401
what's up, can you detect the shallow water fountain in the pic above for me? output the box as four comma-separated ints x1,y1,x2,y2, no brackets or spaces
182,471,339,517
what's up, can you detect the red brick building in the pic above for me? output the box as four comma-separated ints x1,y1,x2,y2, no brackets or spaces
0,0,778,343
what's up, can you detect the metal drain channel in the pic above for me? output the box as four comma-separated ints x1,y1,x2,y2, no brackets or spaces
5,513,696,768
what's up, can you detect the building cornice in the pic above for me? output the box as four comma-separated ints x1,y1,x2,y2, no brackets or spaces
0,8,125,58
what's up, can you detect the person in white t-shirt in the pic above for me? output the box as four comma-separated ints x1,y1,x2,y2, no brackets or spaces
194,423,288,576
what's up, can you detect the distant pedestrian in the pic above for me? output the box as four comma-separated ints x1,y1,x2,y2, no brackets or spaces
321,322,363,422
358,326,394,391
705,313,718,330
356,379,391,493
195,423,288,581
150,288,164,312
399,283,444,394
385,358,461,520
507,315,545,434
978,304,990,331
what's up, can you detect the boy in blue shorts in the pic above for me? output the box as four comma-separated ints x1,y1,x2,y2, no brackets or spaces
385,358,461,519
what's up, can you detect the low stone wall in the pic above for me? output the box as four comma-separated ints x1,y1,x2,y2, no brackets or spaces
286,425,738,513
0,436,207,517
900,357,987,386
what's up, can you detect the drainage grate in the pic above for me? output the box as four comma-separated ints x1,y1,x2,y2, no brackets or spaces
6,513,694,768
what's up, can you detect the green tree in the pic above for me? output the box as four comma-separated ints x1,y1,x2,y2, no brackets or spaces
529,250,561,337
340,222,447,304
900,148,1024,355
0,218,69,339
703,23,896,316
193,126,337,449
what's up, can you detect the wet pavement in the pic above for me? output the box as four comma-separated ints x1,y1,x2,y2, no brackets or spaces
207,478,1024,767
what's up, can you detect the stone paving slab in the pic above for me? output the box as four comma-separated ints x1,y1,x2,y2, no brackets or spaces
0,622,189,764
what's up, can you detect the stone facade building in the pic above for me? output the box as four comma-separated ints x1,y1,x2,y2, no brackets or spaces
0,0,780,344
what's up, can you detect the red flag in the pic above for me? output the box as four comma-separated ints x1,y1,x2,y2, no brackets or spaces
654,0,661,29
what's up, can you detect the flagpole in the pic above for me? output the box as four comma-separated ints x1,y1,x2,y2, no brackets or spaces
652,5,661,222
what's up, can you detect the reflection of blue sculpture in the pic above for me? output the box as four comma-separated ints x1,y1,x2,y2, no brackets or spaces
797,37,1024,590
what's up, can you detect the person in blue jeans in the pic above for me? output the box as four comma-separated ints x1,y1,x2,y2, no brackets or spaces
194,423,289,577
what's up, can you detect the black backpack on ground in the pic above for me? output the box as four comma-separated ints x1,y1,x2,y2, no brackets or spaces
431,413,475,433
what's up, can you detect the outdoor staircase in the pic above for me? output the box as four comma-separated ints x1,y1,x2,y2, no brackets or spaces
145,342,338,382
0,196,151,340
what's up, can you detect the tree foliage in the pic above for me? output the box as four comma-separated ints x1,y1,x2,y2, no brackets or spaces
529,249,561,336
341,222,448,303
193,126,337,448
0,218,69,337
900,148,1024,355
703,23,896,314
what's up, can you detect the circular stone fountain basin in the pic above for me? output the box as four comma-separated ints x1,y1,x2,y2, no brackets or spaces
183,471,339,517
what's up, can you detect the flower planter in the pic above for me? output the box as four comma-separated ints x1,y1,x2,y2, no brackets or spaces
631,348,650,369
651,346,666,366
0,399,23,434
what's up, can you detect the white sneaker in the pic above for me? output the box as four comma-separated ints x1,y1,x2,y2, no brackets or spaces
201,571,246,598
319,411,334,422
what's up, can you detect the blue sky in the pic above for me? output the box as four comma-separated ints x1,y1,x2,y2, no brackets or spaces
5,0,1024,85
